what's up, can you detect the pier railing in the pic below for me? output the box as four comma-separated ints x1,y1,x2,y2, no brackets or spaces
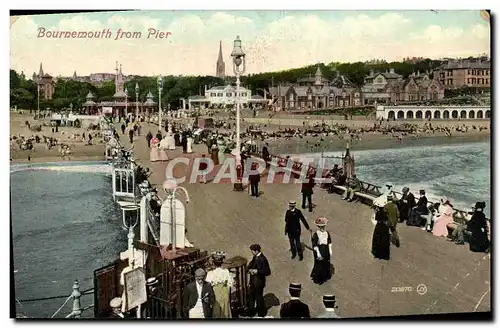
16,280,94,319
259,151,487,224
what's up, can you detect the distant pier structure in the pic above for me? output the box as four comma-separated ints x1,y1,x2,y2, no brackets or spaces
376,105,491,120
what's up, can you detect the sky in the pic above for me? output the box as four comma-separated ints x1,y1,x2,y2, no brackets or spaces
10,10,490,77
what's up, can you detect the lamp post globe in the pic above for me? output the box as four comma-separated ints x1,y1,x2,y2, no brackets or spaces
135,83,139,122
157,75,163,131
231,35,246,192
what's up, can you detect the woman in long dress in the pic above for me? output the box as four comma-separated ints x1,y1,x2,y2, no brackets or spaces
371,205,391,260
310,217,333,285
205,252,234,318
432,198,454,237
149,138,160,162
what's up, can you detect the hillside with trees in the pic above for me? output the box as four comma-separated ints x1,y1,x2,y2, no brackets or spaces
10,59,444,111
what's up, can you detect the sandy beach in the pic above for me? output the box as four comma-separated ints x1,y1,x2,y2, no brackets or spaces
10,112,106,163
10,112,490,163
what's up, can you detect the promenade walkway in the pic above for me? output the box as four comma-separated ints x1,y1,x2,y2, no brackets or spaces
120,123,490,318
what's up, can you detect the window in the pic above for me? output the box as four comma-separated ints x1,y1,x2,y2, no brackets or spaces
486,70,489,75
210,93,216,97
486,79,489,84
226,93,232,97
241,92,247,97
467,70,471,75
217,93,223,97
307,94,312,100
289,94,294,101
467,78,471,84
447,78,453,85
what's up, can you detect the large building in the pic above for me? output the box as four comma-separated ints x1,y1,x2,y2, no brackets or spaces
187,85,266,109
82,62,157,116
433,57,491,90
269,66,362,110
216,41,225,78
361,69,445,105
32,63,55,100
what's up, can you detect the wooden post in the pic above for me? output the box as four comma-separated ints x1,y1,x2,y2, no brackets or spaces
71,280,82,318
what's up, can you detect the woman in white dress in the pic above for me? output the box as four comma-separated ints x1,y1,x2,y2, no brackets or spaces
373,182,397,207
205,252,234,318
158,137,170,161
186,134,194,154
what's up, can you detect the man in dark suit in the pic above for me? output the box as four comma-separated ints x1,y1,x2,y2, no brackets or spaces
247,244,271,317
249,162,261,197
261,143,270,164
280,283,310,318
285,201,311,261
398,186,416,223
182,268,215,319
408,189,429,226
301,174,315,212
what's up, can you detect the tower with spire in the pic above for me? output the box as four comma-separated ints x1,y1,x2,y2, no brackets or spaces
216,41,225,78
314,66,323,89
33,63,55,100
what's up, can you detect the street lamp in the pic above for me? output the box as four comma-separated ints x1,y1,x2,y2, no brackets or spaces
37,83,40,118
135,83,139,122
231,35,246,191
125,87,128,116
157,75,163,131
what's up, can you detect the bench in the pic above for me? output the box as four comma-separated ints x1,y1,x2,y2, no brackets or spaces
330,185,377,205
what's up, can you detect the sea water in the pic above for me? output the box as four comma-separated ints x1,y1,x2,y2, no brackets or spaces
308,141,491,217
10,161,125,318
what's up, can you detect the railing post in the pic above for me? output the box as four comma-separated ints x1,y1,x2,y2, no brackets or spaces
71,280,82,318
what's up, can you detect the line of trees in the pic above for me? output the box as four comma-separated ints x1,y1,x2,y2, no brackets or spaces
10,59,445,111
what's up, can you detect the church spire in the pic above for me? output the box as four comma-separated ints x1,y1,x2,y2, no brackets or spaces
38,63,44,77
218,40,223,62
216,41,225,78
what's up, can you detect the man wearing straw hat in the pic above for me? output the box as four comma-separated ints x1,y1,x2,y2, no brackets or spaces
316,295,341,318
279,283,311,318
384,194,400,248
284,200,312,261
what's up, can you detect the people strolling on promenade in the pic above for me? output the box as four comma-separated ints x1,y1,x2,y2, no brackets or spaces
279,283,311,318
310,217,333,285
182,268,215,319
284,200,311,261
316,295,341,318
371,204,391,260
205,252,234,318
301,174,315,212
384,195,400,247
246,244,271,317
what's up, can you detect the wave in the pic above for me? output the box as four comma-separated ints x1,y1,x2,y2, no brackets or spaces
10,163,112,174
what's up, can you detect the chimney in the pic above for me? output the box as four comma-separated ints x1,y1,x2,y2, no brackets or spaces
390,68,395,74
370,69,374,76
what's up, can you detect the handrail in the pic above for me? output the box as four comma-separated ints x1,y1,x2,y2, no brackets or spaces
263,152,488,221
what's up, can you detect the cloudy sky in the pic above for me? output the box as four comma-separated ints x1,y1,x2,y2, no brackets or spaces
10,10,490,77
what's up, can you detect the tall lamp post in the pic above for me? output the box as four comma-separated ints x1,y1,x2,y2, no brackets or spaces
135,83,139,122
157,75,163,131
231,35,246,191
37,83,40,118
125,87,128,117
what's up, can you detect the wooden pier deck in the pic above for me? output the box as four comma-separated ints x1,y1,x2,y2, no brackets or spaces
120,123,490,318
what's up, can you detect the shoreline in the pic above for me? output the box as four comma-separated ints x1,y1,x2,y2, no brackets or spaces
266,132,490,155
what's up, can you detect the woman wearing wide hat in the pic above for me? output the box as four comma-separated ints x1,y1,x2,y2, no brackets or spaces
205,251,234,318
310,217,333,285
